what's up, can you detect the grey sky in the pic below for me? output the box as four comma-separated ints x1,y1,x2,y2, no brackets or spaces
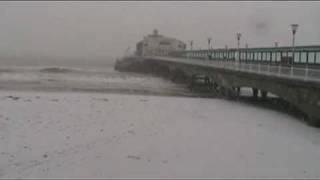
0,1,320,66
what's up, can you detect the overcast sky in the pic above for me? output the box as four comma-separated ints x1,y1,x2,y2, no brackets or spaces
0,1,320,66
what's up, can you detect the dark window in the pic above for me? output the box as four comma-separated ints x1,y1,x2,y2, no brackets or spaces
160,41,171,45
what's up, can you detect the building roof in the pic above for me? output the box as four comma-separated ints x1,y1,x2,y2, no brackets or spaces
143,29,186,45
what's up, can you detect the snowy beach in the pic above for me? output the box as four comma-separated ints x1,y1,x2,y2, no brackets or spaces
0,66,320,178
0,91,320,178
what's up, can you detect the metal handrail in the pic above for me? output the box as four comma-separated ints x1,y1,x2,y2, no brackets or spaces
146,56,320,83
169,45,320,67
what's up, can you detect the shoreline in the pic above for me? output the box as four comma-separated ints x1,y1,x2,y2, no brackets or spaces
0,86,199,99
0,85,307,124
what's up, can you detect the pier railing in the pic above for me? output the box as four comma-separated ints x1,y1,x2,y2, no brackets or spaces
170,46,319,65
144,46,319,82
145,54,320,83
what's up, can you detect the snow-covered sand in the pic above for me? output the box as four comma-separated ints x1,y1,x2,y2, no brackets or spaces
1,91,320,178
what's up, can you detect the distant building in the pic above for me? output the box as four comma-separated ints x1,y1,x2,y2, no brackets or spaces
136,29,186,56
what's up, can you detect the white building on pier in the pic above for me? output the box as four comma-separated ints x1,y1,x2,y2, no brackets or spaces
136,29,186,56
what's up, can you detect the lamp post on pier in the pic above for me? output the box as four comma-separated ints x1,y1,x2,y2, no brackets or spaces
207,38,212,50
225,45,228,60
290,24,298,77
236,33,242,70
236,33,242,60
190,40,193,51
187,40,194,59
207,37,212,60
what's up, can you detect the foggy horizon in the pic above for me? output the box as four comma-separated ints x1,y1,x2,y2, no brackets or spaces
1,1,320,67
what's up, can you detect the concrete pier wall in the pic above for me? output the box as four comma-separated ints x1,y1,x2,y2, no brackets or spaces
115,56,320,126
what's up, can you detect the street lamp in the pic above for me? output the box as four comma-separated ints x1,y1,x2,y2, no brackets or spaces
190,40,193,51
225,45,228,60
207,38,212,60
291,24,298,47
236,33,241,48
207,38,212,50
290,24,299,76
236,33,242,63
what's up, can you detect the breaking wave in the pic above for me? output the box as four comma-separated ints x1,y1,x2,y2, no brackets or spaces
39,67,74,73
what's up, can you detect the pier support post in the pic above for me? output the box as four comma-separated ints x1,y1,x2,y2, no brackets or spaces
223,87,236,100
236,87,241,96
252,88,258,99
188,74,197,92
260,90,268,101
